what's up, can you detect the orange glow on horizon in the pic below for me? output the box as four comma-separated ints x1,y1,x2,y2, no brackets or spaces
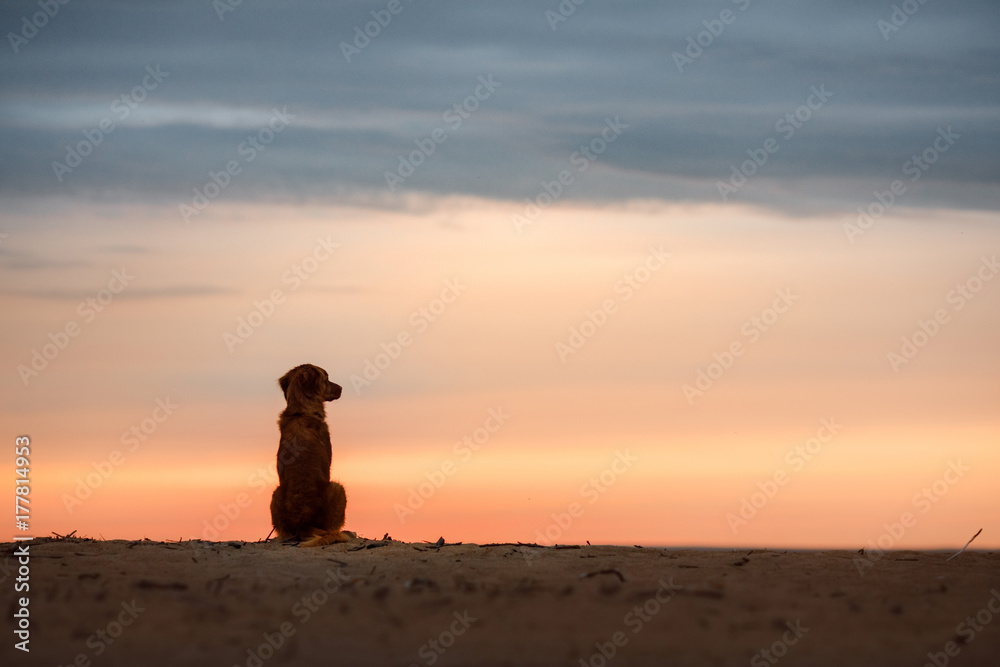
4,198,999,550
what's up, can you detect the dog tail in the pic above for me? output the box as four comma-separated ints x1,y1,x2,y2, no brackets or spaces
300,529,350,548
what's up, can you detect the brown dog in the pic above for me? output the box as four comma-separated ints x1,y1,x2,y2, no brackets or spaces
270,364,350,547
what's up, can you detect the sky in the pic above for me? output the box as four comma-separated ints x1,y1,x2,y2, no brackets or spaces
1,0,999,549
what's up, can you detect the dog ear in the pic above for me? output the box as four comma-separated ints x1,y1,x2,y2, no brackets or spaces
280,365,324,402
278,370,293,398
300,366,321,396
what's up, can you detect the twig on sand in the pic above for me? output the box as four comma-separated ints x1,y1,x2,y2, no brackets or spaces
421,537,463,549
580,568,625,583
947,528,983,561
52,530,77,540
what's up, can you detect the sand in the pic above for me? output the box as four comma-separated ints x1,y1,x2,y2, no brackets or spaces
4,536,998,666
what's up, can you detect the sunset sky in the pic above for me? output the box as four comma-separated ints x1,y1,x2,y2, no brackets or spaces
2,1,998,549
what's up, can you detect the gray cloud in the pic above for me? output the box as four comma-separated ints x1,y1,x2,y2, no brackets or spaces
1,0,998,213
0,284,235,301
0,248,91,271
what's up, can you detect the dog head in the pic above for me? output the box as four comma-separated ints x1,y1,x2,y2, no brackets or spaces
279,364,342,408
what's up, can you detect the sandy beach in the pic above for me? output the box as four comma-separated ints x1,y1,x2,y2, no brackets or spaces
4,536,998,666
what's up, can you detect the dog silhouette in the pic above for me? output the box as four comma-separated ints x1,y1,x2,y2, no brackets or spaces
270,364,349,547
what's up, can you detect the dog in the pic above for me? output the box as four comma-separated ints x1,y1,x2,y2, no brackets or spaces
269,364,350,547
